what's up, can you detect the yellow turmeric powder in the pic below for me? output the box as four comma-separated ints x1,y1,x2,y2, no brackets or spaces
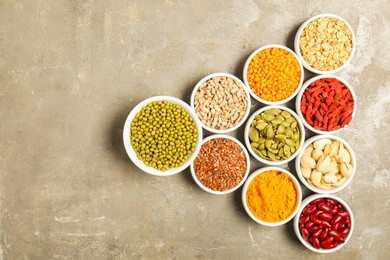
246,170,298,222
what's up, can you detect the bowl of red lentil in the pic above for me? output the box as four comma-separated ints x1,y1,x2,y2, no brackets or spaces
294,14,356,74
244,105,305,166
242,167,302,226
190,134,250,194
243,44,304,105
295,75,357,135
123,96,203,176
190,73,251,134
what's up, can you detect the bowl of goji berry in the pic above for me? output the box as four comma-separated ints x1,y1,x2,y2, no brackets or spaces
243,44,304,105
295,75,356,135
294,194,354,253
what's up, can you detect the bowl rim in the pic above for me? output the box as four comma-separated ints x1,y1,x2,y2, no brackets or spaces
295,134,357,194
190,134,251,195
242,44,304,105
295,74,357,135
293,194,355,253
190,72,251,134
244,105,305,166
123,95,203,176
294,13,356,74
241,166,302,226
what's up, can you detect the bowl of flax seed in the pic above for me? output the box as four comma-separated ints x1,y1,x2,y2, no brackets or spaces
190,134,250,194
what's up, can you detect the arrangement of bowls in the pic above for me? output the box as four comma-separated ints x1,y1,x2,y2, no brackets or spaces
295,135,356,194
124,15,358,253
242,44,304,105
123,96,203,176
242,167,302,226
295,75,357,135
190,72,251,134
190,134,250,195
294,194,354,253
244,105,305,166
294,14,356,74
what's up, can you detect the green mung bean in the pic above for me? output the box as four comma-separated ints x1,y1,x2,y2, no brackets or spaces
130,101,198,171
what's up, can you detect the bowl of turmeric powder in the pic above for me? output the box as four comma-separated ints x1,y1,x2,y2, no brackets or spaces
242,167,302,226
243,44,304,105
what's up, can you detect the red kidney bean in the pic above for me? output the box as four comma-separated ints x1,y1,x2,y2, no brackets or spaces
329,230,345,243
338,211,349,218
305,221,315,229
310,237,321,249
321,236,334,249
320,227,329,240
308,225,321,233
327,242,339,249
303,205,317,215
299,215,310,224
301,227,310,241
310,198,325,205
339,227,350,237
325,198,336,206
319,212,333,222
312,228,322,238
332,214,342,224
328,206,338,215
300,197,352,250
318,203,332,212
333,221,342,231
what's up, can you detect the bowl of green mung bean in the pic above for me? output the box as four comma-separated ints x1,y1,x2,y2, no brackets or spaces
123,96,203,176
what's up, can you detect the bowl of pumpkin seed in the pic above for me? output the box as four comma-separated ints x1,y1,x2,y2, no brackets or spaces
123,96,203,176
244,105,305,166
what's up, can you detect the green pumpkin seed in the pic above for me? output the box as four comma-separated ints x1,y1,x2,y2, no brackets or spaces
286,116,296,124
281,121,290,127
285,127,293,138
260,149,268,157
285,139,295,147
275,134,286,141
271,118,282,125
291,121,297,129
249,127,259,142
263,113,275,122
266,127,275,139
259,143,265,150
281,111,291,118
267,151,277,161
284,145,291,158
290,146,296,153
265,139,273,149
251,142,259,149
265,108,281,116
257,137,266,144
256,121,268,131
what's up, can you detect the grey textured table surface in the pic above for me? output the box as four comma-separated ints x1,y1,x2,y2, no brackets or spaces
1,0,389,259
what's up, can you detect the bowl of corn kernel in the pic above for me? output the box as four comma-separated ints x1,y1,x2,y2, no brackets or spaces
243,44,304,105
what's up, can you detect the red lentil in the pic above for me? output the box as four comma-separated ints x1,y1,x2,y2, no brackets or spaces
247,47,301,102
300,78,354,131
193,138,247,192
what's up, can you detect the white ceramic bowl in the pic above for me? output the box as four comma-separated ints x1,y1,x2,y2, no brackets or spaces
294,14,356,74
242,167,302,226
242,44,304,105
295,75,357,135
190,72,251,134
244,105,305,166
123,96,203,176
295,135,356,194
293,194,354,253
190,134,250,194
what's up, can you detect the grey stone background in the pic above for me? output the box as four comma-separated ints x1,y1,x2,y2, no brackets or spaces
1,0,389,259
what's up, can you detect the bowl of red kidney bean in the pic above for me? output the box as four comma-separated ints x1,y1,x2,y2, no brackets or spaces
294,194,354,253
295,75,356,135
190,134,250,194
